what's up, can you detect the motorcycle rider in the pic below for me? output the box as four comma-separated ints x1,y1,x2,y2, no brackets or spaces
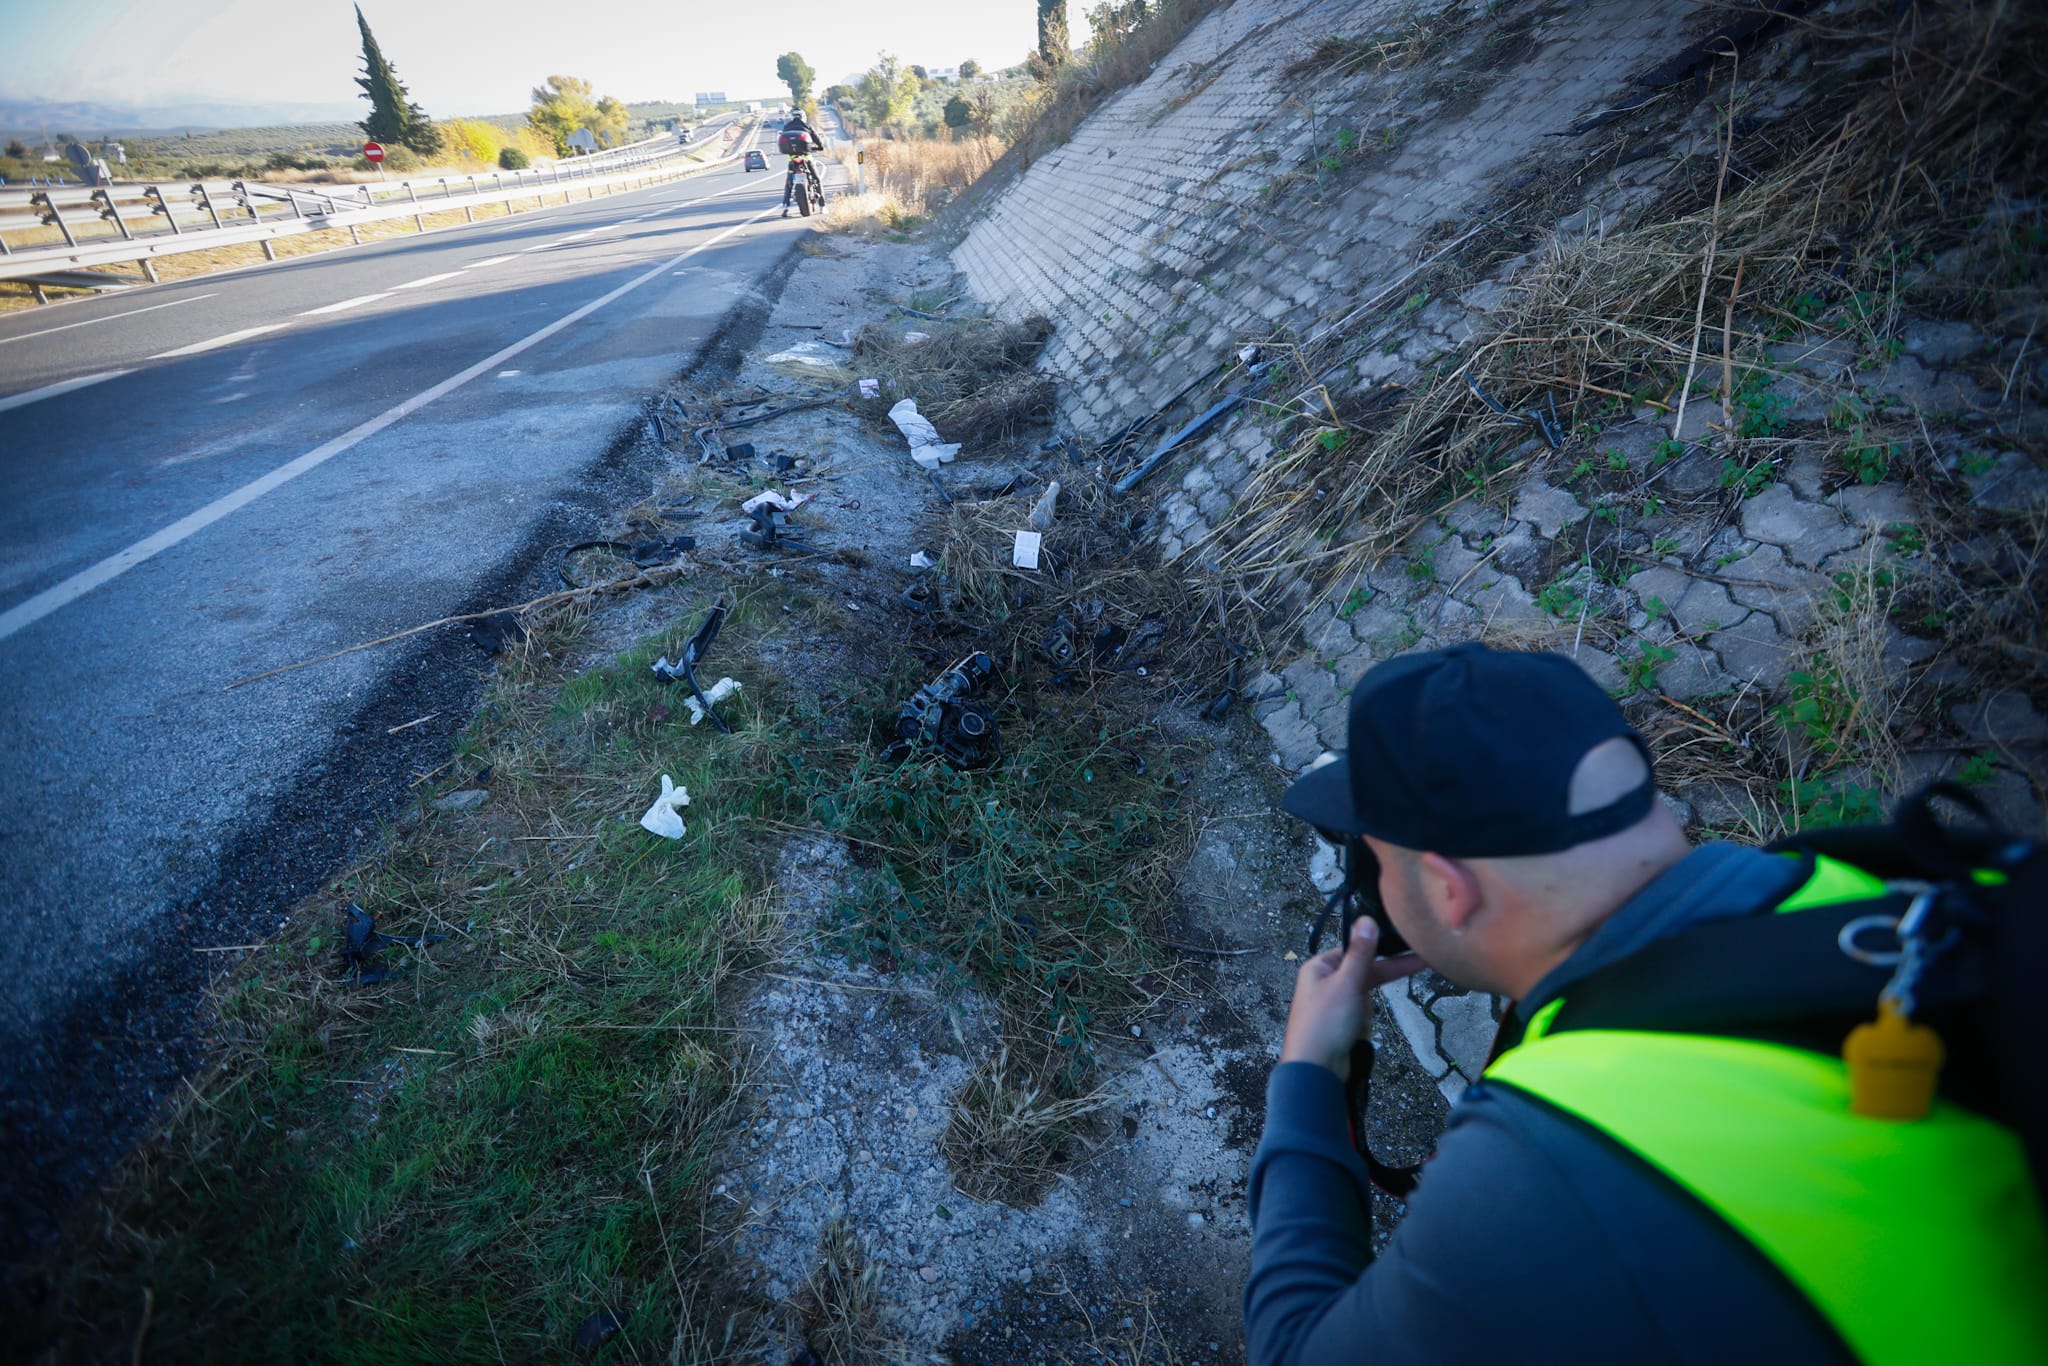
780,111,822,218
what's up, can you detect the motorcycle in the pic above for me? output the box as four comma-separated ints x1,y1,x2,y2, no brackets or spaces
784,152,825,217
777,127,826,217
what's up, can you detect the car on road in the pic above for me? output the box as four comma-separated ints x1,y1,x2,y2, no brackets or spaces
743,150,768,171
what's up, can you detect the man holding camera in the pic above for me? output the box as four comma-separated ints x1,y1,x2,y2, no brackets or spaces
1246,642,2045,1365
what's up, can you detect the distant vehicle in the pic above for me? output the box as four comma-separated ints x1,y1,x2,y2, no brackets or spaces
677,129,693,143
743,149,768,171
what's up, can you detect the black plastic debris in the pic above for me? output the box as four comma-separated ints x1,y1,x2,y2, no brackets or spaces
572,1309,624,1357
466,610,527,657
628,533,697,567
650,597,732,733
342,903,443,985
1463,373,1568,450
884,651,1001,770
740,503,813,553
727,441,757,462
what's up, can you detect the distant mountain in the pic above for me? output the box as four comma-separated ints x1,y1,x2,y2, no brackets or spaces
0,98,365,138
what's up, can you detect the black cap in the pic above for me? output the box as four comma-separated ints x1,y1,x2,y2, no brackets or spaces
1281,643,1654,857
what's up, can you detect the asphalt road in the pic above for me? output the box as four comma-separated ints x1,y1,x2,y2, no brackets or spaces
0,120,821,1254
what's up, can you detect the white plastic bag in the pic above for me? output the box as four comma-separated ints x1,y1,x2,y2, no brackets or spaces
639,774,691,839
765,340,851,379
888,398,961,470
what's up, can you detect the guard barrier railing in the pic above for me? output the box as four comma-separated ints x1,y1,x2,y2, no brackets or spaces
0,118,761,290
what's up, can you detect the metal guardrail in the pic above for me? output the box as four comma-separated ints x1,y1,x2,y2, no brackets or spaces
0,118,761,293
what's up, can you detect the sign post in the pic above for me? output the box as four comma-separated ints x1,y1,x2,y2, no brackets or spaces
856,144,866,196
362,141,386,179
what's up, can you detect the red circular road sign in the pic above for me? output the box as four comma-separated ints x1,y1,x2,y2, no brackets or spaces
362,141,386,163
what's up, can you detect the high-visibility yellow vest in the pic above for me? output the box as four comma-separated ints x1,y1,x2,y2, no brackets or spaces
1485,858,2048,1365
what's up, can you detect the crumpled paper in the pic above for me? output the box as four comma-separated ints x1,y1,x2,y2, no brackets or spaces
888,398,960,470
639,774,691,839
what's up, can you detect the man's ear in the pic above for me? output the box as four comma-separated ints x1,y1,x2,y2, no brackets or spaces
1417,852,1482,933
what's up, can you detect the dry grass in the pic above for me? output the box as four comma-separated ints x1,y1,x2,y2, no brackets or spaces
852,313,1056,450
824,135,1004,232
782,1219,898,1365
941,1047,1113,1204
1207,0,2048,596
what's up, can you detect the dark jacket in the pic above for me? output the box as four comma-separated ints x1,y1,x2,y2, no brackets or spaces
1244,843,1857,1365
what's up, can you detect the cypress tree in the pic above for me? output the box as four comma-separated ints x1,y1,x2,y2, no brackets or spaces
1036,0,1071,69
354,6,438,155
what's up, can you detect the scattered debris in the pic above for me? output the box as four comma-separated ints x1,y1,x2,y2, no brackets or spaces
904,331,931,345
466,610,527,657
742,488,809,515
883,652,1002,770
650,597,734,733
888,398,962,470
1012,530,1043,570
741,502,814,554
684,677,743,725
908,550,936,570
572,1309,623,1357
341,902,443,985
1463,372,1567,449
859,378,881,399
765,340,851,380
1028,480,1061,531
639,774,691,839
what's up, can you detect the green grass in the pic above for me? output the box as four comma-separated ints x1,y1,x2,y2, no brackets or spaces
782,678,1182,1088
43,571,1199,1356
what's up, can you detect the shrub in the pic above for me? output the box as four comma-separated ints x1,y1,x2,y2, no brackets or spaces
499,146,530,170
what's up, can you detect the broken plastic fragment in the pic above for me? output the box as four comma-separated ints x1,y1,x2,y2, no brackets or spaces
888,398,961,470
1238,344,1258,365
1028,480,1061,531
764,340,850,379
685,677,743,725
904,331,931,345
741,488,808,514
639,774,690,839
1012,530,1043,570
909,550,936,569
859,377,880,398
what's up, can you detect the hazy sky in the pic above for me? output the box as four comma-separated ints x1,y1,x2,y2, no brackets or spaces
0,0,1075,115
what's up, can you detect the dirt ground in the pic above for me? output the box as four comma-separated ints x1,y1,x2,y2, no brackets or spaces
596,227,1450,1362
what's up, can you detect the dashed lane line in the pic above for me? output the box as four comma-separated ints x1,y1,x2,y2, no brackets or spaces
297,294,392,317
148,324,288,359
0,293,217,347
0,369,134,415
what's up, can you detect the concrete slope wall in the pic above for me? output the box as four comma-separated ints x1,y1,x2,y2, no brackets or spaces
955,0,1700,456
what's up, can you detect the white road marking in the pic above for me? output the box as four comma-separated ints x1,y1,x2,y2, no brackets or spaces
297,294,391,317
0,369,133,415
0,293,218,347
390,272,464,290
149,324,287,359
0,202,783,646
465,256,516,269
497,370,521,377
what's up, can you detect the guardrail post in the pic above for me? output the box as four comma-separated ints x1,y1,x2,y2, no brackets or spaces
91,188,135,240
30,192,77,247
147,186,184,234
404,180,424,231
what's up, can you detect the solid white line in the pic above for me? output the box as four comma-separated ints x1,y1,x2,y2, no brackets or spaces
298,294,391,317
0,201,781,647
149,324,287,359
391,272,464,290
0,369,133,415
0,293,218,347
465,256,516,269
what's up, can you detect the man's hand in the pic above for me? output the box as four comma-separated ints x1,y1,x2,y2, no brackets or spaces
1280,919,1426,1082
